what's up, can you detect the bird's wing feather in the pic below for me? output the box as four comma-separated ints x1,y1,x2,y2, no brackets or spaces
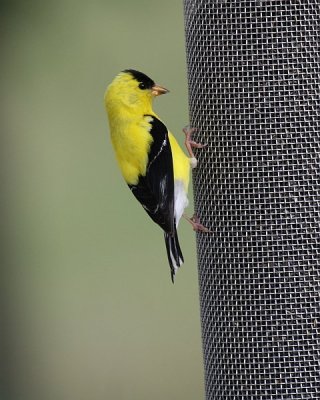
128,115,175,234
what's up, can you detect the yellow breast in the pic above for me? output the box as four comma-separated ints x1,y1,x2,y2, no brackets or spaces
110,116,153,185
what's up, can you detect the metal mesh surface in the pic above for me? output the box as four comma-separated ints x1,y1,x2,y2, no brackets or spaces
183,1,320,399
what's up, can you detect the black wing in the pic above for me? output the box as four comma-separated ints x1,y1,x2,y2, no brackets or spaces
128,115,175,235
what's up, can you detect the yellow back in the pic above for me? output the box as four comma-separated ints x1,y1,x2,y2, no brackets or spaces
168,132,190,189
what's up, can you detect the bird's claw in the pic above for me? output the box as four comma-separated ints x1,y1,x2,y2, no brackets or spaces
183,126,206,165
190,214,211,232
189,140,207,149
183,213,211,233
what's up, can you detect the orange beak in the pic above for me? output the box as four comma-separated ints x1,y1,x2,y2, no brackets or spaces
151,84,169,96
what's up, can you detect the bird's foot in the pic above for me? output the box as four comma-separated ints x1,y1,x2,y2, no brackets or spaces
183,126,207,169
183,213,210,233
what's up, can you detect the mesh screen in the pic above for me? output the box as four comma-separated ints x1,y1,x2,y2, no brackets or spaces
183,1,320,399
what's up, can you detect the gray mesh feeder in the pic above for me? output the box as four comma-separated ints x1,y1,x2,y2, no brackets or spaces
183,1,320,399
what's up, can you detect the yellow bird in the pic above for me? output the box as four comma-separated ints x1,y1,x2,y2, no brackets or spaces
104,69,207,282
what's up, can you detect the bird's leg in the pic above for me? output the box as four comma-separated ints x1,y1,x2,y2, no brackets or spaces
183,213,210,233
183,126,207,169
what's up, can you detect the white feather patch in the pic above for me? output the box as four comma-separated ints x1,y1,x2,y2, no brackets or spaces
190,157,198,169
174,180,189,226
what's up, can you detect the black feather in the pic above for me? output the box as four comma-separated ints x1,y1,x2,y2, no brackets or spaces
128,115,184,281
128,115,174,234
164,226,184,283
123,69,154,90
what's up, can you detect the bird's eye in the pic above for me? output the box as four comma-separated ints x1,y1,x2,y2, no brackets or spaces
139,82,146,90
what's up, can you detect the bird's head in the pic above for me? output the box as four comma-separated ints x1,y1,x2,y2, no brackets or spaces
104,69,169,116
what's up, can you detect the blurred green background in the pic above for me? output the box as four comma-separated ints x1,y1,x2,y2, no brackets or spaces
2,1,204,399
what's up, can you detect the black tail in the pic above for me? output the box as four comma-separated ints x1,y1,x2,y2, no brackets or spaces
164,226,184,283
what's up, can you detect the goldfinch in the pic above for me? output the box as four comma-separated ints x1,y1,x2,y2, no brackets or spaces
104,69,207,282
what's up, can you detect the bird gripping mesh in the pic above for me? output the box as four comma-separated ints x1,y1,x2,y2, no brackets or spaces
183,1,320,399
